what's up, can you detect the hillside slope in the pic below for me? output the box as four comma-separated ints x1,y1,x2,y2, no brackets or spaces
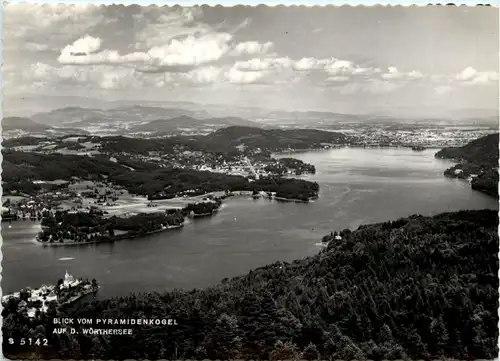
435,133,498,166
3,210,497,360
2,116,50,132
131,115,259,133
435,133,499,197
202,126,350,151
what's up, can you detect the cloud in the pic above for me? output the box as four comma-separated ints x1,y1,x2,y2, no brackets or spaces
233,57,293,72
228,56,388,86
456,67,498,85
133,7,208,49
407,70,424,80
25,42,50,52
230,41,273,56
58,35,103,60
324,60,354,75
225,66,266,84
340,79,402,95
456,67,477,81
327,76,350,82
229,18,252,34
148,33,233,67
468,72,499,85
292,57,330,71
21,62,178,93
380,67,425,81
4,3,102,51
5,3,97,33
381,66,403,80
182,66,222,84
58,32,274,73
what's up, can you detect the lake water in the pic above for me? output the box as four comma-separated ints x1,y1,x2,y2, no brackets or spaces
2,148,498,298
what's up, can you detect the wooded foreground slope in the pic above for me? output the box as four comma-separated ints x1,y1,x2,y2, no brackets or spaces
3,210,498,360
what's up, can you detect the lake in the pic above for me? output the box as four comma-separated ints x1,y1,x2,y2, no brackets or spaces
2,147,497,298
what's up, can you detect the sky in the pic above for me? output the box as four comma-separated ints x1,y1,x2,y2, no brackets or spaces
3,4,499,117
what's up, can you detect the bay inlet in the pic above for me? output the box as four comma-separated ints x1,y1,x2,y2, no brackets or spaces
2,147,497,298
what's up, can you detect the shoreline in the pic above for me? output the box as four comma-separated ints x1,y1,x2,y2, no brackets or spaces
37,224,184,247
271,144,445,156
273,196,312,203
60,286,99,306
32,186,317,247
192,211,218,218
228,190,317,203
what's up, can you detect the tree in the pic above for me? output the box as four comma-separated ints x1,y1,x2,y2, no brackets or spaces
19,289,30,302
88,336,105,359
269,340,299,361
429,316,449,353
202,314,242,359
302,342,320,360
404,329,428,358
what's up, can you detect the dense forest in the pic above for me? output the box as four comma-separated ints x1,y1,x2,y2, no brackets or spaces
265,158,316,176
435,133,499,197
38,210,186,244
100,127,349,154
3,209,497,360
198,126,350,152
3,151,319,201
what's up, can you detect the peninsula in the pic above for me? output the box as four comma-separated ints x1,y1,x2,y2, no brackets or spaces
2,272,98,319
435,133,499,197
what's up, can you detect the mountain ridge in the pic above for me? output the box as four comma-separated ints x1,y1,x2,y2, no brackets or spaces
130,115,259,133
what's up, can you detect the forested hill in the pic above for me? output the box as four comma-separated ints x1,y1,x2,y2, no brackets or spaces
5,209,497,360
97,126,350,154
2,116,50,132
435,133,499,197
435,133,498,166
201,126,349,151
2,116,90,136
131,115,259,133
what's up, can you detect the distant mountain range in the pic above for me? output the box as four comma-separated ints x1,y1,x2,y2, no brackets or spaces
2,116,89,137
30,106,212,133
2,117,50,132
131,115,259,133
2,106,262,137
4,102,498,138
25,106,260,136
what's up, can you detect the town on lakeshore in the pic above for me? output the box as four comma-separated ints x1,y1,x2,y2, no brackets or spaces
2,3,499,361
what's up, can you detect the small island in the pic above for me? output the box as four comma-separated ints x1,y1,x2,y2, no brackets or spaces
2,272,98,319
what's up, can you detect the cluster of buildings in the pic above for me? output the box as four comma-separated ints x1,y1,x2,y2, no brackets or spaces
349,128,497,148
2,272,95,319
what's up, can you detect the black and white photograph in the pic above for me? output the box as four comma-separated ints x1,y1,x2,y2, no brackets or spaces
1,3,499,360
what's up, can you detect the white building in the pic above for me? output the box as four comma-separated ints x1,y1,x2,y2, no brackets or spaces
60,271,81,289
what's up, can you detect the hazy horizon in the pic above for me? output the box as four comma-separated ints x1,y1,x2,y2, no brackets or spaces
4,94,499,122
4,5,499,119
